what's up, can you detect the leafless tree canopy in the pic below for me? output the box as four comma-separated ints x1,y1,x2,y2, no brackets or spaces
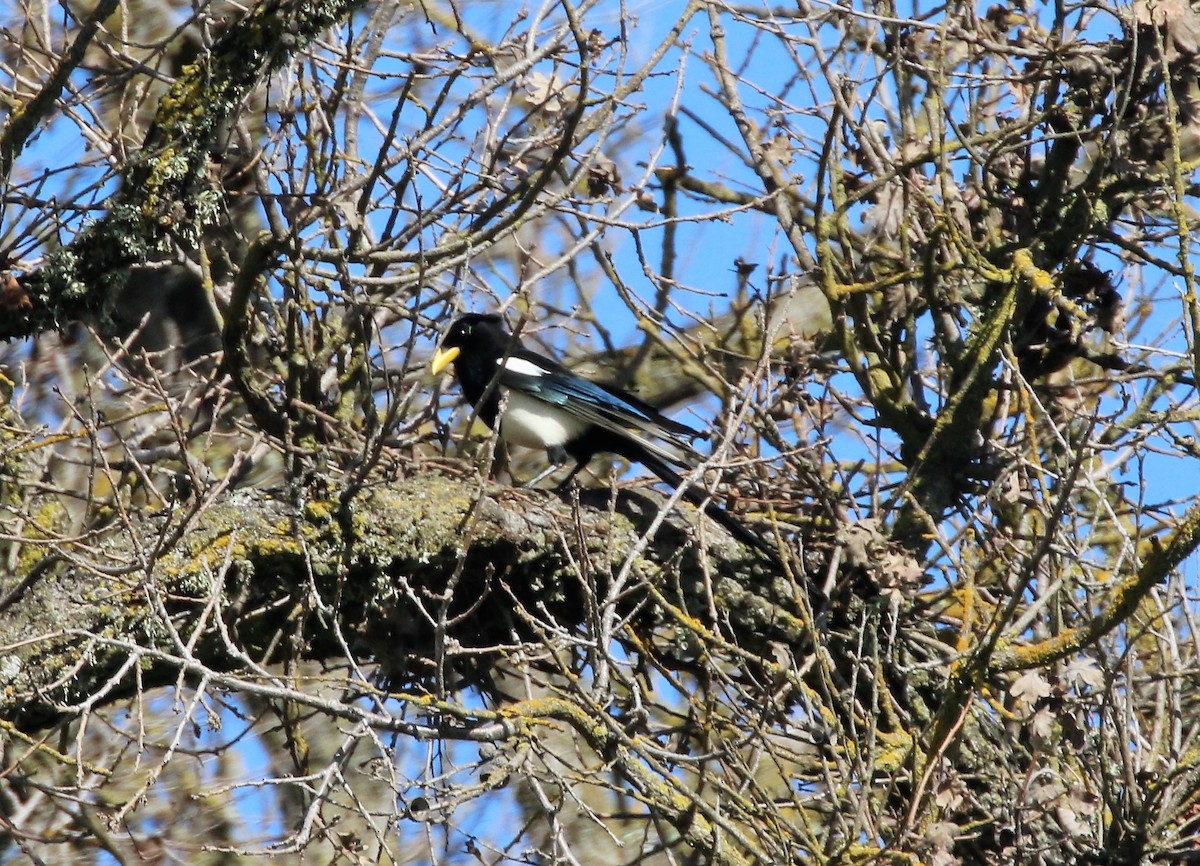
5,0,1200,862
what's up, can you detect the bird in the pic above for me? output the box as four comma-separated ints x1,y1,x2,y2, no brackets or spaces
431,312,775,558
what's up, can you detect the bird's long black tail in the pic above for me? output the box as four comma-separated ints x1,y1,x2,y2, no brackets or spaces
622,446,779,561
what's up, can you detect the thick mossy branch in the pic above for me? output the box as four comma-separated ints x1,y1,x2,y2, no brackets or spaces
1,0,364,340
0,472,793,733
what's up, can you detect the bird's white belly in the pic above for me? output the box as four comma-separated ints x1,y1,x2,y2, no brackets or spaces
499,390,587,449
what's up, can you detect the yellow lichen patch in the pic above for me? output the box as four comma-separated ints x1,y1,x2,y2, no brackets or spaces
1011,248,1055,293
304,499,335,524
871,729,918,774
12,499,70,574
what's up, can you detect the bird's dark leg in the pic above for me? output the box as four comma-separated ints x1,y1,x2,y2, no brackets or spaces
522,445,569,489
552,459,590,492
552,444,595,492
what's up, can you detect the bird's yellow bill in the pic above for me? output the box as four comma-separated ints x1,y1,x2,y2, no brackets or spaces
431,345,461,375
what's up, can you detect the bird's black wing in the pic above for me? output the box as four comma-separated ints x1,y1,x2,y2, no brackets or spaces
497,350,702,469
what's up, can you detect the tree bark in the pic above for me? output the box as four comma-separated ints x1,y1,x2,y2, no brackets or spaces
0,472,794,734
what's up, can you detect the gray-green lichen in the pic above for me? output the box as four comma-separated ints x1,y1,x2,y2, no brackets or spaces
1,471,787,733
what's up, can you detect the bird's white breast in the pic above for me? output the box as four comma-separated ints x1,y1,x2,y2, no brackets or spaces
499,389,587,449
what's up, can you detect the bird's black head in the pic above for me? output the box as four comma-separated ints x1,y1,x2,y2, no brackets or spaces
431,313,511,377
443,313,509,351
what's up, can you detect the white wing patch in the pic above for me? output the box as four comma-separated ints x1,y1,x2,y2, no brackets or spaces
499,356,547,378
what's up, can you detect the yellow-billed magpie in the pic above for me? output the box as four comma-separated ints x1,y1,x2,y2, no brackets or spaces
431,313,773,557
